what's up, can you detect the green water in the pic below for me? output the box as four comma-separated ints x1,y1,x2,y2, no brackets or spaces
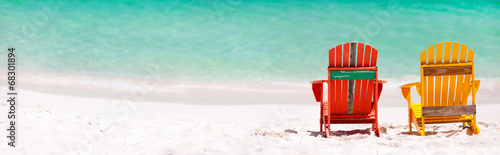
1,0,499,84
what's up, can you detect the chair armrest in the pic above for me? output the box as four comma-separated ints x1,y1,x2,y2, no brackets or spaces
311,80,328,84
400,82,421,106
376,80,386,102
472,80,480,95
399,82,420,89
311,80,327,102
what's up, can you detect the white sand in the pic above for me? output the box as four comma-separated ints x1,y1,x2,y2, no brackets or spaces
1,87,500,154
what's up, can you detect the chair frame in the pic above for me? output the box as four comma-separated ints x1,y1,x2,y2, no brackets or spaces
400,41,480,136
312,42,384,138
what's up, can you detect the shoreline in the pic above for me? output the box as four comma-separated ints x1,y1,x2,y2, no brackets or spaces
0,87,499,154
0,68,499,105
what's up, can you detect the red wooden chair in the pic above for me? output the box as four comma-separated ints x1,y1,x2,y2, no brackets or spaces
311,42,385,138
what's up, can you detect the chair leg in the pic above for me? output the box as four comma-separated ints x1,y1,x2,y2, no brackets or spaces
325,125,330,138
473,125,480,134
325,118,330,138
463,122,467,128
420,117,426,136
320,119,323,132
374,121,380,137
467,115,480,134
320,103,323,132
409,109,412,134
473,114,480,134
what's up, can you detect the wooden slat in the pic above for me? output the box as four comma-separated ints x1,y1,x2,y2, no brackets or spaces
420,119,472,124
444,41,451,63
353,80,362,114
410,110,421,133
342,43,350,109
347,43,355,114
436,42,443,64
459,44,467,63
330,70,376,80
428,76,434,106
461,75,471,105
465,47,473,97
329,47,336,66
435,43,443,105
357,43,365,65
423,66,473,76
454,44,468,105
339,43,350,114
370,47,378,113
370,48,378,66
334,45,343,114
358,79,368,114
441,75,449,106
428,44,435,64
441,42,452,106
329,80,336,114
420,115,470,120
467,49,474,62
421,48,427,107
361,45,373,114
335,44,343,67
454,75,464,106
435,76,442,106
422,105,476,117
364,45,372,67
422,73,427,106
427,45,435,106
328,45,336,116
353,43,365,115
420,50,427,64
364,80,375,114
448,42,459,106
448,75,457,106
465,49,474,106
341,88,348,114
451,42,459,63
343,43,350,67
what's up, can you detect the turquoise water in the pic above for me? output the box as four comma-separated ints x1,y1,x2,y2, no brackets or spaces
1,0,499,84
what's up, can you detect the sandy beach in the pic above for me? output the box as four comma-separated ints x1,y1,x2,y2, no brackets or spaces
2,1,500,154
1,86,499,154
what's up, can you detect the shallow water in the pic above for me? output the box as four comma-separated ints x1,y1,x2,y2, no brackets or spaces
1,0,499,85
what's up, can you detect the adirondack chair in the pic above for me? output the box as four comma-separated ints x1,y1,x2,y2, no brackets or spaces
400,41,480,136
311,42,385,138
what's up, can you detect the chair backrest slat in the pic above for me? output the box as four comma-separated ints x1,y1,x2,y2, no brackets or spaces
454,44,469,106
434,43,443,105
446,42,460,106
347,43,357,114
355,43,366,114
339,43,350,114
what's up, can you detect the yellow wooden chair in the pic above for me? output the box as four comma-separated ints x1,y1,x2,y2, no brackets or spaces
400,41,480,136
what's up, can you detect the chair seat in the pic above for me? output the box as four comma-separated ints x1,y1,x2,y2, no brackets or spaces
410,104,473,124
326,108,376,124
322,101,375,116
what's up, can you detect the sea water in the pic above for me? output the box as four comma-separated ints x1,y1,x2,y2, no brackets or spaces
1,0,499,87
